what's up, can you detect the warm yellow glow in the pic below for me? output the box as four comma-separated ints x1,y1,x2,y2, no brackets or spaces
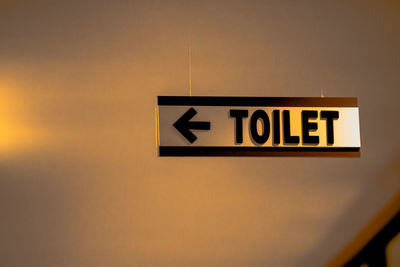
0,82,43,154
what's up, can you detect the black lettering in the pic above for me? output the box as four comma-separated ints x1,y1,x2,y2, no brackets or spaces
283,110,299,144
302,110,319,144
250,110,270,144
273,110,280,144
230,109,248,144
320,110,339,145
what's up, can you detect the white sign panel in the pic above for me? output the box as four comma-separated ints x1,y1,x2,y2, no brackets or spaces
157,97,360,157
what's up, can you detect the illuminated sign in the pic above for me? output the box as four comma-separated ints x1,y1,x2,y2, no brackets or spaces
157,96,360,157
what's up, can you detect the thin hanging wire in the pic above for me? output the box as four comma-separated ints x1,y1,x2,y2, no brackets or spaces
155,99,159,156
189,46,192,96
319,77,325,97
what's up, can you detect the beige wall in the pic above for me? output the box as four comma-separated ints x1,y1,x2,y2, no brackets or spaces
0,1,399,266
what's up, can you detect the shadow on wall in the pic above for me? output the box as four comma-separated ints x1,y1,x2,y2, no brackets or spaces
297,152,400,266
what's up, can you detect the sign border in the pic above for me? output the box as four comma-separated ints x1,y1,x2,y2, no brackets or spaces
158,96,357,107
157,96,360,157
159,146,360,157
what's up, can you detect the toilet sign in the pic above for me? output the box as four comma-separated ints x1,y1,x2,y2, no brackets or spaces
157,96,360,157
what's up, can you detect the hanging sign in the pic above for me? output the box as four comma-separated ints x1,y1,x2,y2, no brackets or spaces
157,96,360,157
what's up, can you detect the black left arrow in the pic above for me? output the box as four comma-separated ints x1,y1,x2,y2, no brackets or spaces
173,108,211,143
